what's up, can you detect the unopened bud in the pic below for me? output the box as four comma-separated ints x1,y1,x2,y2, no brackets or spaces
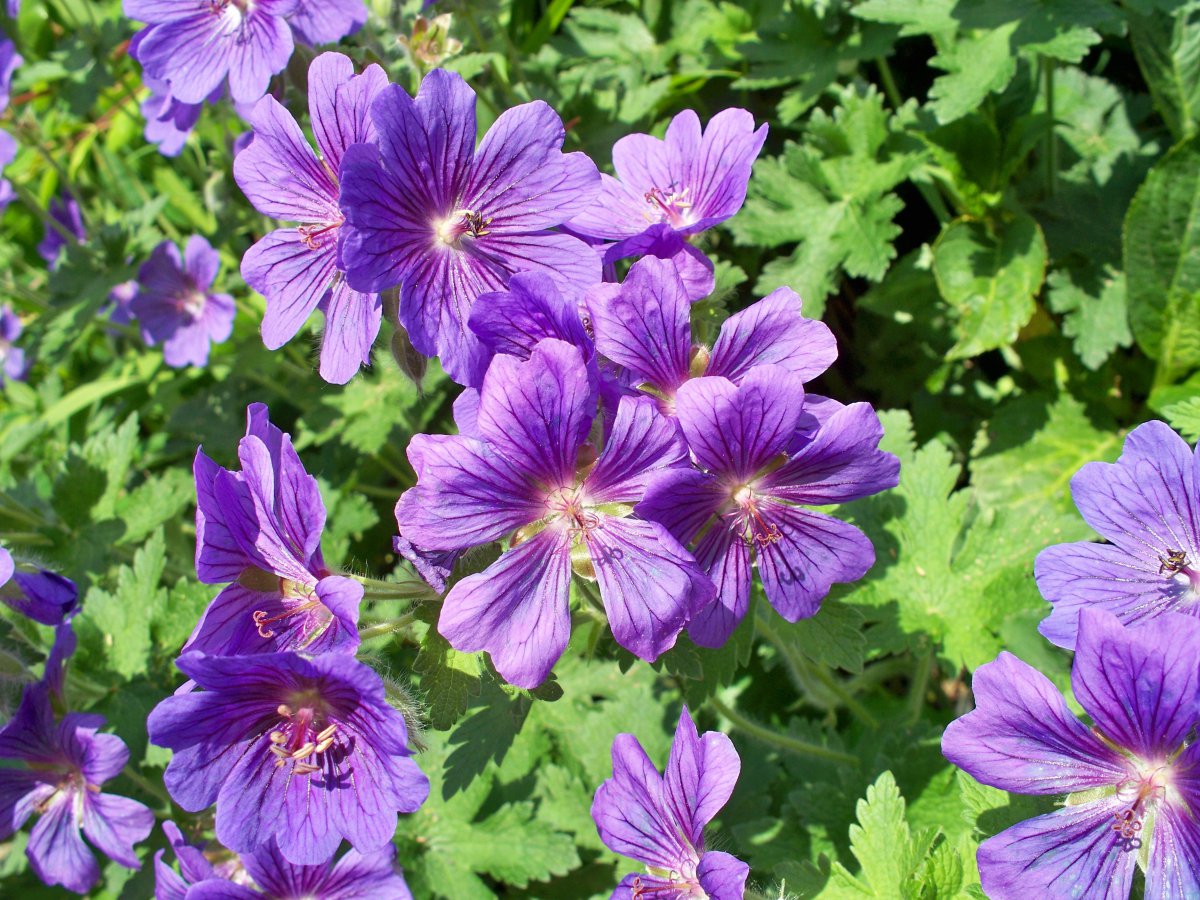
391,325,428,391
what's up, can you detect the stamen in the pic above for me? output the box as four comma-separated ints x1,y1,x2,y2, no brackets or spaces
252,599,321,639
317,724,337,742
269,731,287,744
298,219,342,250
277,704,293,717
270,745,291,759
291,742,317,759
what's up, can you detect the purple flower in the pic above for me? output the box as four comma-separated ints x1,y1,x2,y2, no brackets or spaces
395,338,714,688
0,544,78,625
592,707,748,900
156,821,413,899
0,31,19,113
0,129,15,212
639,367,899,646
0,684,155,894
943,609,1200,897
141,76,207,157
191,403,363,657
568,108,767,273
125,0,298,105
0,303,25,382
37,193,86,270
1035,420,1200,649
148,651,429,866
587,256,836,413
129,235,235,367
288,0,368,46
338,68,601,385
5,2,18,18
235,52,387,384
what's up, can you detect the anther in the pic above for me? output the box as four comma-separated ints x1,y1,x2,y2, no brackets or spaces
269,731,287,744
291,742,317,760
293,762,321,776
314,736,335,754
277,704,293,718
317,724,337,742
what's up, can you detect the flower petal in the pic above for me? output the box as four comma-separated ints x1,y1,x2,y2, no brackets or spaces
708,286,836,384
235,96,339,222
241,229,334,350
309,53,386,175
592,732,688,869
27,793,99,894
664,708,740,846
81,791,154,870
318,279,382,385
697,850,751,900
587,394,688,504
686,524,752,648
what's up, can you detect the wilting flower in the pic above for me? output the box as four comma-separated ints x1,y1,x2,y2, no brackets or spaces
568,108,766,275
288,0,368,46
191,403,363,657
148,651,429,865
0,684,154,894
0,544,77,625
0,303,25,382
943,609,1200,898
592,706,748,900
155,820,413,899
130,235,235,367
396,338,713,688
37,193,86,270
339,68,601,385
1036,420,1200,648
639,367,899,646
235,52,387,384
124,0,297,105
587,256,835,413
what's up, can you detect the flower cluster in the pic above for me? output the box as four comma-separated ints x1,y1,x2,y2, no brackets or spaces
0,546,155,894
943,421,1200,897
148,404,428,887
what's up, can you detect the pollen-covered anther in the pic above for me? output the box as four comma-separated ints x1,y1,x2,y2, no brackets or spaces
297,218,342,250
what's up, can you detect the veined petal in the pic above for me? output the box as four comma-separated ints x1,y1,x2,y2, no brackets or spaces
27,793,100,894
467,271,591,360
318,279,382,385
686,523,751,648
941,652,1128,794
81,791,154,870
234,95,338,222
708,286,836,384
697,850,751,900
439,530,573,689
675,108,767,233
225,12,295,104
566,172,656,242
309,53,386,175
587,394,688,504
664,708,740,846
1146,801,1200,900
241,229,335,350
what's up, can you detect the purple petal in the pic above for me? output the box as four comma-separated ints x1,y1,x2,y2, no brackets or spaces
1071,608,1200,759
592,733,688,870
636,467,725,545
318,279,382,385
81,791,155,870
288,0,368,46
708,286,836,384
755,503,875,621
667,108,767,234
439,529,572,689
686,524,751,648
664,708,740,846
194,449,254,584
586,394,687,503
589,516,713,662
601,225,716,301
697,850,750,900
308,53,386,175
467,270,591,360
941,651,1128,793
1146,801,1200,900
27,793,100,893
242,229,335,350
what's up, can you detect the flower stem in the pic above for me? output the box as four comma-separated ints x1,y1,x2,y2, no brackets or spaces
121,764,172,811
353,573,440,601
709,696,858,766
907,650,934,725
359,611,419,641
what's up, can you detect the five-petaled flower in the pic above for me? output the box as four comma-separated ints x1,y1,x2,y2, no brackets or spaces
235,52,387,384
638,366,898,646
148,651,430,866
191,403,364,657
395,338,714,688
1036,420,1200,648
592,706,749,900
338,68,601,386
0,683,155,895
943,608,1200,898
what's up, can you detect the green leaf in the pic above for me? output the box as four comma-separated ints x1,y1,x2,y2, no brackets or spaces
414,627,483,732
1124,133,1200,379
1046,267,1132,370
1163,396,1200,441
927,25,1019,125
1129,2,1200,141
931,214,1048,359
766,598,868,674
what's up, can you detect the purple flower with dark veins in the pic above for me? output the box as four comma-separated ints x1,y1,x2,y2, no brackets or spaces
639,367,899,646
235,52,387,384
1036,420,1200,649
0,303,25,382
124,0,298,105
0,543,78,625
37,193,86,270
592,706,748,900
568,108,766,282
191,403,363,657
338,68,601,386
156,822,413,899
0,684,154,894
395,338,714,688
943,609,1200,898
288,0,368,46
130,235,235,368
148,651,429,866
587,256,835,414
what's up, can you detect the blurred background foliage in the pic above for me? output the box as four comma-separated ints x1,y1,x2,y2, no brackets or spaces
1,0,1196,896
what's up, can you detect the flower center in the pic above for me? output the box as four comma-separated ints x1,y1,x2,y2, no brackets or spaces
631,859,704,898
729,486,781,546
1158,548,1200,593
172,288,207,320
268,704,339,777
643,184,694,229
298,216,343,251
434,208,491,247
1111,767,1170,847
546,486,599,538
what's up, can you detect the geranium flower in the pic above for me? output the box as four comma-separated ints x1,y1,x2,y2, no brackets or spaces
124,0,298,105
0,543,77,625
943,609,1200,898
567,108,766,279
130,235,235,368
147,651,429,865
191,403,363,657
395,338,714,688
1036,420,1200,647
0,303,25,382
638,367,899,646
0,684,154,894
338,68,601,385
288,0,368,46
37,193,86,270
592,706,748,900
235,52,387,383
